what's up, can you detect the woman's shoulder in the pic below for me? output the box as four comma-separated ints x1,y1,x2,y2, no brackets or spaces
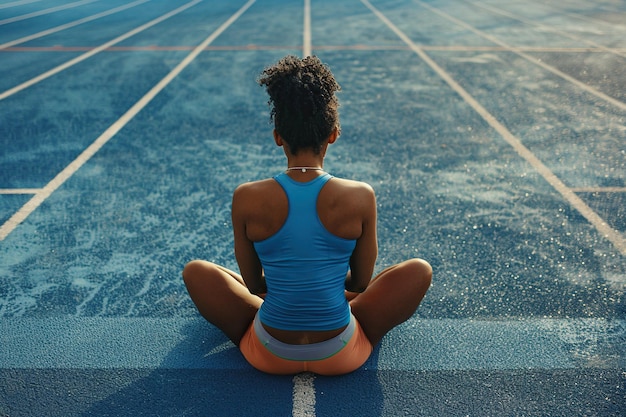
328,177,375,196
233,178,285,208
323,177,376,212
234,178,278,193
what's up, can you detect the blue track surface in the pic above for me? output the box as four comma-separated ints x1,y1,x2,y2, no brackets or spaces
0,0,624,416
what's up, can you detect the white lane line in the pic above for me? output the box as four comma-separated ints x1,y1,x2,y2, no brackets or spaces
0,0,256,242
0,189,42,194
303,0,311,57
523,0,626,30
571,187,626,193
0,0,151,50
468,0,626,59
0,0,42,10
413,0,626,112
0,0,98,25
292,373,316,417
361,0,626,256
0,0,202,101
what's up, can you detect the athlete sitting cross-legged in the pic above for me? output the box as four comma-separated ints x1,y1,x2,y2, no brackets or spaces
183,55,432,375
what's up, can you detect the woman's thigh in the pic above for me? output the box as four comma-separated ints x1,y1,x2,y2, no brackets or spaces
350,258,432,345
183,260,262,345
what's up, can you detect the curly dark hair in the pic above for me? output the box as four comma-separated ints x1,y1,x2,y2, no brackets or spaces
258,55,341,155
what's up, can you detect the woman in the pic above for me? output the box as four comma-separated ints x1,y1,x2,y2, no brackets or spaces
183,55,431,375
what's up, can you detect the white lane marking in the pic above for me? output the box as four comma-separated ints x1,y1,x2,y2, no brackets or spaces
413,0,626,112
0,189,42,194
468,0,626,59
0,0,42,10
292,373,316,417
0,0,256,241
361,0,626,256
303,0,312,57
0,0,202,101
523,0,626,30
0,0,151,50
0,0,97,25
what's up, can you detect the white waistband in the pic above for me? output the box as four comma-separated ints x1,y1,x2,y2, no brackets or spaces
253,313,356,361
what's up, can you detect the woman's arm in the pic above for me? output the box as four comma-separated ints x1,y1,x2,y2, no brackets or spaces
346,184,378,293
232,184,267,295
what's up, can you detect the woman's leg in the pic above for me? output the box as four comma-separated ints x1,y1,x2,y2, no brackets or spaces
183,260,262,346
350,258,432,346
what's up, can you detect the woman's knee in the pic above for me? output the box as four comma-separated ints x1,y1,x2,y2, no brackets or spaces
182,260,218,287
402,258,432,292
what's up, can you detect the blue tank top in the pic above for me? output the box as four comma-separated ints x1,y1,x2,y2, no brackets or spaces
254,173,357,331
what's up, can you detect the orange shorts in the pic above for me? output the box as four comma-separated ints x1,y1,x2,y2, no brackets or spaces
240,313,373,376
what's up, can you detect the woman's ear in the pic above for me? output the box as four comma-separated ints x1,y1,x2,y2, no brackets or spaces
273,129,283,146
327,127,339,144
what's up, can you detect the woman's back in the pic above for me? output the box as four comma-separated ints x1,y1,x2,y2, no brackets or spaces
252,173,355,331
232,170,378,343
